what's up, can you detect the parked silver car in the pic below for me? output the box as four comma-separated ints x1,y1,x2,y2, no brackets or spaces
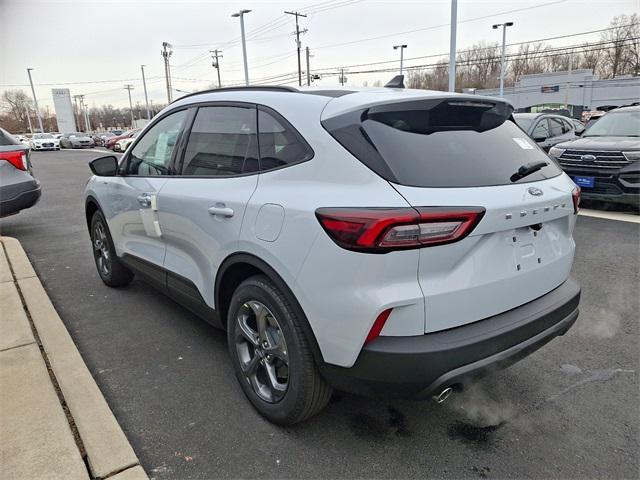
0,128,41,217
60,132,95,149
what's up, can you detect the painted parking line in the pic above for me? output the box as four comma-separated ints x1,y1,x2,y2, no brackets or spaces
579,208,640,224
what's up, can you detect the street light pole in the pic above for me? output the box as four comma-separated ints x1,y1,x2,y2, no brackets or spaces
448,0,457,92
232,9,252,86
493,21,514,97
141,65,151,119
393,45,407,75
26,68,44,132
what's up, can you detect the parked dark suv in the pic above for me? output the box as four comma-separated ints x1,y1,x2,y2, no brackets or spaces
549,106,640,208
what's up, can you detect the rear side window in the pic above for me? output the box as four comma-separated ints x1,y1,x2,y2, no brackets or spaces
322,98,562,188
258,109,313,172
182,106,258,176
549,117,567,136
0,128,20,146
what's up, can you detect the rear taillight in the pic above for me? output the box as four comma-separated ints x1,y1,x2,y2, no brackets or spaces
572,186,581,214
315,206,485,253
0,151,27,171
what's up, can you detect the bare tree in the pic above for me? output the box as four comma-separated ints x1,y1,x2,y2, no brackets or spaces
1,90,33,132
600,13,638,77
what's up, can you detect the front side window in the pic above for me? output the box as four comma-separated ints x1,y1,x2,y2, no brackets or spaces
126,110,187,176
548,117,567,137
258,110,313,171
181,106,258,176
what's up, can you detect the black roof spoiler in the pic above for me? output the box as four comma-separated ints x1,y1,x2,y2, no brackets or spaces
384,75,405,88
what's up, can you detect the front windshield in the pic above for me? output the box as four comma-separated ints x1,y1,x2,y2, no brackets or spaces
513,116,534,131
34,133,53,139
584,111,640,137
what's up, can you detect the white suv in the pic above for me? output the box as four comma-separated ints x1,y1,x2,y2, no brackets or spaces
84,81,581,424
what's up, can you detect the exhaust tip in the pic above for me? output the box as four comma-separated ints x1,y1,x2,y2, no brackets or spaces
432,387,453,404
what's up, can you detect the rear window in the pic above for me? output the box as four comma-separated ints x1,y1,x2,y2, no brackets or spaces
322,98,562,188
0,128,21,146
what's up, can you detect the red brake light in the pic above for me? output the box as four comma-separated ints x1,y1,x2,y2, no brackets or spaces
0,150,27,171
572,186,581,214
316,206,485,253
365,308,392,345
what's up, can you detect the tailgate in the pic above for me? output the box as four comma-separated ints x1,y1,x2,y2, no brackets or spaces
393,175,577,333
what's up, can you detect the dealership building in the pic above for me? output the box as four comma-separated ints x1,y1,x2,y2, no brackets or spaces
476,69,640,117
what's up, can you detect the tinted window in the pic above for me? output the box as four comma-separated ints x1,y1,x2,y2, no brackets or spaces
182,106,258,176
126,110,186,176
258,110,313,171
532,119,550,139
322,99,561,188
0,128,20,146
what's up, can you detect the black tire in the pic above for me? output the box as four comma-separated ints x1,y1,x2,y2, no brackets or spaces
227,275,332,425
90,210,133,287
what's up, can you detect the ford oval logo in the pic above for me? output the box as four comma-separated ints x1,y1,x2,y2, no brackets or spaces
580,154,597,161
528,187,544,196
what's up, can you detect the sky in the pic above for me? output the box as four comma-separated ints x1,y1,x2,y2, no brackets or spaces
1,0,638,111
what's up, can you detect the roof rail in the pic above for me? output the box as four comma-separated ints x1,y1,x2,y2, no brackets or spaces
171,85,299,103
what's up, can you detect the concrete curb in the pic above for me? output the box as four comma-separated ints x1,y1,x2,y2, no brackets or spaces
0,236,148,480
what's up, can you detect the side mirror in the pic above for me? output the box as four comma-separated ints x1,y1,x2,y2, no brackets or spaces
89,155,118,176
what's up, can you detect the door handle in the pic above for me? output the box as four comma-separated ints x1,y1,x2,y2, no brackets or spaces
137,193,152,208
208,205,234,218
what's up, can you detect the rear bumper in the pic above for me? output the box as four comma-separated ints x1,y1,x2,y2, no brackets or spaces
319,277,580,398
0,180,41,217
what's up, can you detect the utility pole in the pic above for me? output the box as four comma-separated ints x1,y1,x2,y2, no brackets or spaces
339,68,347,86
73,95,81,131
141,65,151,119
305,47,311,86
232,10,252,86
284,11,308,87
84,104,92,132
161,42,173,103
493,21,514,97
448,0,457,92
210,49,223,88
393,45,408,75
77,95,89,131
25,105,34,135
124,84,135,127
26,68,44,132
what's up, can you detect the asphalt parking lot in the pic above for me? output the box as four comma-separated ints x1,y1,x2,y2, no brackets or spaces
1,149,638,479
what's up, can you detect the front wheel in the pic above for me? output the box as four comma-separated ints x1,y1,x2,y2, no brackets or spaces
90,210,133,287
227,275,332,425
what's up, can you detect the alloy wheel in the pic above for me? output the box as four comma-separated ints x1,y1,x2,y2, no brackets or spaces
93,222,111,276
234,300,289,403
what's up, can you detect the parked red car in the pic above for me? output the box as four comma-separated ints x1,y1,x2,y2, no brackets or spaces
104,129,140,150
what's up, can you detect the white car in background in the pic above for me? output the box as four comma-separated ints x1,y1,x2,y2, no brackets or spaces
29,133,61,151
114,130,140,152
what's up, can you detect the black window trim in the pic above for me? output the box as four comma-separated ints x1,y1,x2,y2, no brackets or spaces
174,100,315,179
118,100,316,179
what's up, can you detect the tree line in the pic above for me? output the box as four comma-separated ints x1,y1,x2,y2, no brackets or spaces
406,13,639,91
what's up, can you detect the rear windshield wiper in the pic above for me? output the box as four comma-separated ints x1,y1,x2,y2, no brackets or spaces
510,160,548,182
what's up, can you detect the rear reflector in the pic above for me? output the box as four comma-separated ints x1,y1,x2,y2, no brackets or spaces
365,308,392,345
316,206,485,253
572,186,581,214
0,150,27,171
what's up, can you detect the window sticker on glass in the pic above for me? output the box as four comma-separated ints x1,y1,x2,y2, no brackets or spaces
513,137,534,150
154,132,170,164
